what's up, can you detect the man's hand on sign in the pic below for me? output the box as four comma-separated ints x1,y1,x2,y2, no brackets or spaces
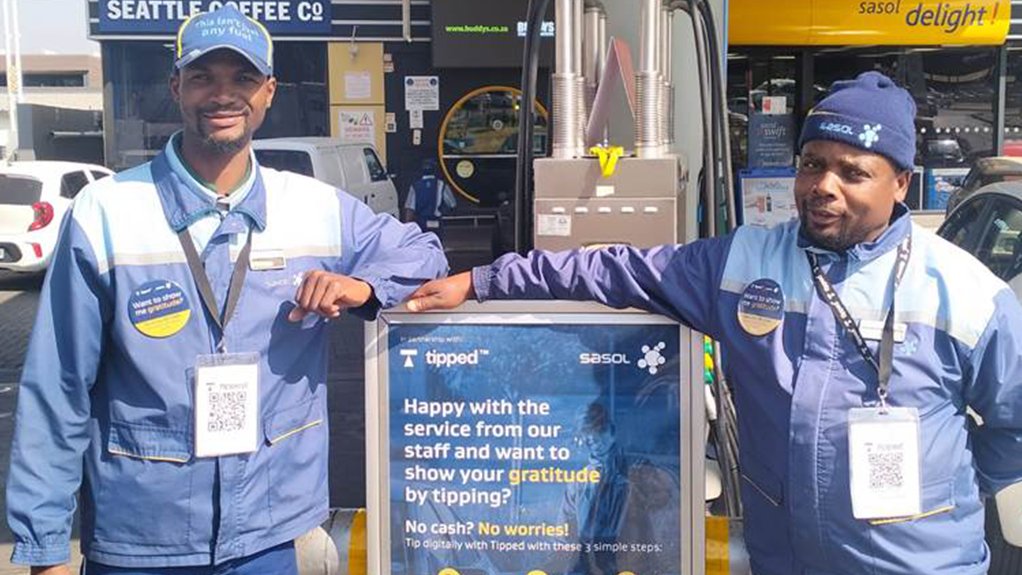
288,271,373,322
31,565,71,575
406,272,474,312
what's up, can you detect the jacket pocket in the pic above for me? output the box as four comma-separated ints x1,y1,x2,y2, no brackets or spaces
95,422,197,545
867,477,955,526
264,396,324,445
263,396,328,525
739,454,790,564
107,422,192,463
741,452,784,507
865,477,987,570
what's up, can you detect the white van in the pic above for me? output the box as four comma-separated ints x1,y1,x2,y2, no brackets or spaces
252,138,400,218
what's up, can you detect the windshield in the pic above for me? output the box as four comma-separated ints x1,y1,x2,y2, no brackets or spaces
0,174,43,205
253,150,314,177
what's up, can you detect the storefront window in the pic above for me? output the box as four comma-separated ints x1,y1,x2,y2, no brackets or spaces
103,41,328,171
438,86,548,206
815,48,997,210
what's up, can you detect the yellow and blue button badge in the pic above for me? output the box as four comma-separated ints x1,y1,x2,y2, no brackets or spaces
737,278,784,336
128,280,192,338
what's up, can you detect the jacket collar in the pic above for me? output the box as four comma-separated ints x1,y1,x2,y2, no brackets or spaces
151,135,267,233
798,203,911,262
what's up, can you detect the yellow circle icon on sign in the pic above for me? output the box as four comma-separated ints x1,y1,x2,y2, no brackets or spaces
527,571,548,575
618,572,636,575
438,569,461,575
456,160,475,179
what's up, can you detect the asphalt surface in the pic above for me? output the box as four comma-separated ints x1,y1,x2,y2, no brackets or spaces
0,224,495,573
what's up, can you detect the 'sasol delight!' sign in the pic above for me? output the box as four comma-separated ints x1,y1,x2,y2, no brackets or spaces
731,0,1010,45
853,1,1001,34
98,0,330,35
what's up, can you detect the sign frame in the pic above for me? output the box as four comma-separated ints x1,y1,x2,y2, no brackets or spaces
366,300,707,575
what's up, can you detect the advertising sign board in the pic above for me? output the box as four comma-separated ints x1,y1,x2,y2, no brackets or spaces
730,0,1010,45
367,302,706,575
97,0,331,35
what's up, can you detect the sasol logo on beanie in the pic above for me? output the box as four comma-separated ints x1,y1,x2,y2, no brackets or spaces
820,122,855,136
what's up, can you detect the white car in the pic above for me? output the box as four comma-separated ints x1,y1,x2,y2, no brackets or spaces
0,161,113,273
252,138,400,218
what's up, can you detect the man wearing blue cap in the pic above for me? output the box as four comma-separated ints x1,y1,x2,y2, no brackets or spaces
407,71,1022,574
5,5,447,575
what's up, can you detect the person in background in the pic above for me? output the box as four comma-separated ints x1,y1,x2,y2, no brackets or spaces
404,157,457,233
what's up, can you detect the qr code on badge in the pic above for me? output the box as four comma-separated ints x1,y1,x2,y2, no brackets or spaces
867,444,904,490
207,390,247,433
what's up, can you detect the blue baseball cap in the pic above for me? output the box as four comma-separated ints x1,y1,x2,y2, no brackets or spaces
175,5,273,76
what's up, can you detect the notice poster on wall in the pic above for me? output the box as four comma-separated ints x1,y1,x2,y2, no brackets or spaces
375,311,686,575
405,76,440,111
338,109,376,144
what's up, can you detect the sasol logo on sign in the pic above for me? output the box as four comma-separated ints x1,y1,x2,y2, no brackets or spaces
820,122,855,135
579,352,631,365
425,349,489,367
580,342,669,375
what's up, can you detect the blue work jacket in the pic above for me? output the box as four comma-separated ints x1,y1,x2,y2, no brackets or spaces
6,139,448,568
472,205,1022,574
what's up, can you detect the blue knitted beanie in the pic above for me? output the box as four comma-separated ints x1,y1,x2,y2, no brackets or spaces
798,71,917,171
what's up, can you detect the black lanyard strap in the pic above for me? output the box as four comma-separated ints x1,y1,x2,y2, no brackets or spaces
178,228,253,353
806,235,911,404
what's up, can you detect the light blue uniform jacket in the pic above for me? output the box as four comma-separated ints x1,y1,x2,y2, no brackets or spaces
473,206,1022,574
6,141,448,567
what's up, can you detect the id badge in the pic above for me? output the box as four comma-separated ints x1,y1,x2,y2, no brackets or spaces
848,407,922,519
194,353,260,458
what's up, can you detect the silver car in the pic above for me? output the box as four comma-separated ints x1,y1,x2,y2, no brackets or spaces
938,181,1022,301
937,181,1022,571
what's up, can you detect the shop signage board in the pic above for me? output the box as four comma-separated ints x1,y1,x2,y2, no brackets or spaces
97,0,331,35
730,0,1010,45
366,301,707,575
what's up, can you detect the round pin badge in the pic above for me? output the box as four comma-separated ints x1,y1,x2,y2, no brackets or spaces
128,280,192,338
737,278,784,336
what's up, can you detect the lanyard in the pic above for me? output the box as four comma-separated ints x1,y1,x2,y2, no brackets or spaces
806,235,911,408
177,229,253,354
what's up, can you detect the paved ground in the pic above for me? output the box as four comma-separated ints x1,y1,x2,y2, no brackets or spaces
0,225,495,573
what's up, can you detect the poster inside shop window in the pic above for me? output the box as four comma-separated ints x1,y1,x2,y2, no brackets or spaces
924,167,969,211
738,167,798,228
369,305,694,575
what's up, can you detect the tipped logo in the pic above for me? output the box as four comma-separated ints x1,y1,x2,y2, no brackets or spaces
401,349,418,368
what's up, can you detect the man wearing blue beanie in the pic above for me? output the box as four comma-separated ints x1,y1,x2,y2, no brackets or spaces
408,71,1022,575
